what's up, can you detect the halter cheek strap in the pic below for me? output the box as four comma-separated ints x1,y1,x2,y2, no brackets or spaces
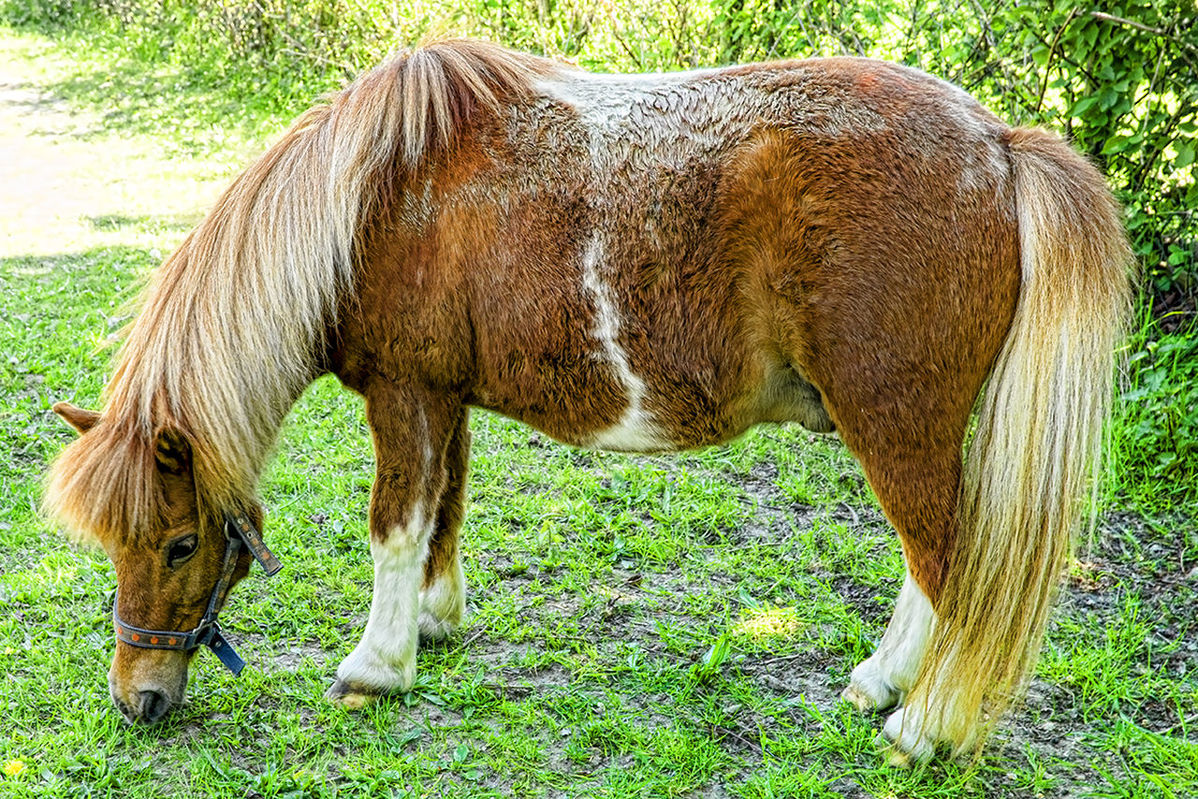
112,512,282,675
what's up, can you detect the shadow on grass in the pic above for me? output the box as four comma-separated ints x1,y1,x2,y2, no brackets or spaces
45,61,276,153
86,213,196,235
3,26,345,155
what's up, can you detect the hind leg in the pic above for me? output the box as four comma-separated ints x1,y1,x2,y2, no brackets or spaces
798,337,973,760
418,411,470,641
834,428,967,764
842,569,934,713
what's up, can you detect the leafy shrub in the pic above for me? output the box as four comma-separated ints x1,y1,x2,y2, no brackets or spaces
1113,319,1198,512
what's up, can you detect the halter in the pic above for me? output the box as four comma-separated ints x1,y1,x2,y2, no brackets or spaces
112,512,282,675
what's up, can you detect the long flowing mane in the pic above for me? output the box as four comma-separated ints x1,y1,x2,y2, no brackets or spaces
44,40,555,544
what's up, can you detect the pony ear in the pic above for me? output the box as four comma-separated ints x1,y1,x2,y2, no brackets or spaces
153,429,192,475
53,402,101,435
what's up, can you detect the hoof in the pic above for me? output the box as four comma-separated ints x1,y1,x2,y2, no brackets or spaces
417,611,458,643
325,679,385,711
875,732,916,768
878,707,936,766
841,676,901,714
842,683,886,713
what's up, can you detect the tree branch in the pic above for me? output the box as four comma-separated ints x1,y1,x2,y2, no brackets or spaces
1090,9,1198,71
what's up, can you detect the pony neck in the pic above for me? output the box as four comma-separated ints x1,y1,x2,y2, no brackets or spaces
103,96,358,501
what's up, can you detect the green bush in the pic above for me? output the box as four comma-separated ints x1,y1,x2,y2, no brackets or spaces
1114,318,1198,511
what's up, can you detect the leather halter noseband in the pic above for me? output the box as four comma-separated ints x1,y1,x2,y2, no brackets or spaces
112,512,282,675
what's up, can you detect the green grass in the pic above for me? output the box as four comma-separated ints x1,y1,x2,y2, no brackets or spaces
1,26,1196,799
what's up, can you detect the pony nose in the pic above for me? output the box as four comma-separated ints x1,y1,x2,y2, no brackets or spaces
136,689,172,724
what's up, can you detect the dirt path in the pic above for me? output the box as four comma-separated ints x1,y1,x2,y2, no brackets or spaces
0,34,243,259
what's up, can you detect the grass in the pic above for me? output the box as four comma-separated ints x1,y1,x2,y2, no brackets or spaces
1,25,1196,799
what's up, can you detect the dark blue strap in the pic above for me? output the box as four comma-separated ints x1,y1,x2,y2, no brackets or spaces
207,628,246,675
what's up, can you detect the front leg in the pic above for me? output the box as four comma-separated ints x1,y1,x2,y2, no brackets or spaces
326,388,463,708
418,410,470,642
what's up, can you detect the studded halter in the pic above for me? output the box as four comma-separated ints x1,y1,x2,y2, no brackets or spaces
112,512,282,675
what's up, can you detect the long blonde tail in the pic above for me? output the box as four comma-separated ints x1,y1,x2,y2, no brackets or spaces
910,127,1133,756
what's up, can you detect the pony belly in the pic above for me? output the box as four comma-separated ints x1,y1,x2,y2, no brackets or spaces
472,369,679,455
562,373,781,454
579,402,675,453
471,354,768,456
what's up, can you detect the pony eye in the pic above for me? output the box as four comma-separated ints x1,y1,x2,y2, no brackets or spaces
166,534,199,568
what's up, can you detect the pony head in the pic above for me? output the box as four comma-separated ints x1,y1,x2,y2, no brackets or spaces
46,402,257,723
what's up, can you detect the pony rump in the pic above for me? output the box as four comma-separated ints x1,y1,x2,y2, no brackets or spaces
900,127,1133,758
44,39,550,545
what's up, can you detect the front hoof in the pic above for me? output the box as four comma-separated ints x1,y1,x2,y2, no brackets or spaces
325,679,385,711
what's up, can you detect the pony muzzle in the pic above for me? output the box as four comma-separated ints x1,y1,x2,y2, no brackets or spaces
109,646,189,725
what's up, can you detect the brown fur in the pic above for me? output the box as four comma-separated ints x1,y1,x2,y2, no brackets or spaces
44,41,1130,757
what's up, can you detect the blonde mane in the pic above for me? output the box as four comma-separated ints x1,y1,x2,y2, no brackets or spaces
44,40,554,544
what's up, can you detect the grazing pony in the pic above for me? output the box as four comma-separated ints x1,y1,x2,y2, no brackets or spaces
44,39,1130,763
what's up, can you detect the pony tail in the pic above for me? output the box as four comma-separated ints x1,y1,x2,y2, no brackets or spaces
908,127,1133,756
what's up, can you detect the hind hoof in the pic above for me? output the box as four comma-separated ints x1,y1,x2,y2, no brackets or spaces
875,731,918,768
841,667,901,713
842,682,895,713
878,706,936,766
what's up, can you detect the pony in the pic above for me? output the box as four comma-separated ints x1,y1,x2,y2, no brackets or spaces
43,39,1131,764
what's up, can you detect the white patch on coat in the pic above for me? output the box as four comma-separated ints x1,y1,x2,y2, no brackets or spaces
578,234,673,452
536,69,740,169
841,572,935,712
397,178,435,228
537,69,712,130
540,73,697,453
536,61,893,161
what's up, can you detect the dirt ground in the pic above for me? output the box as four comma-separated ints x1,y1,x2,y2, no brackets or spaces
0,36,244,259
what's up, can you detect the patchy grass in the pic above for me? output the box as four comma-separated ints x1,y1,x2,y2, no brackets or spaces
1,27,1196,799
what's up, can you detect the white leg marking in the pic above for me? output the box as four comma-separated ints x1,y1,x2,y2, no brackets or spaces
579,234,672,452
880,704,939,767
418,553,465,641
335,502,429,696
880,690,980,767
842,572,935,712
881,699,972,766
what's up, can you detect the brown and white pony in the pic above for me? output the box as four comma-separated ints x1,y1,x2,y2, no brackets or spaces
44,39,1131,763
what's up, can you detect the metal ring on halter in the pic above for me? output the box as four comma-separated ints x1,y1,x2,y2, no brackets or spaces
111,512,282,675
